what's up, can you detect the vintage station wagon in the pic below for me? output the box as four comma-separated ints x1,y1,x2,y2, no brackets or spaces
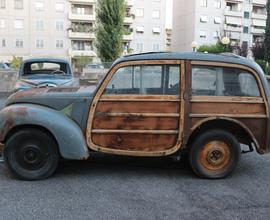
0,52,270,180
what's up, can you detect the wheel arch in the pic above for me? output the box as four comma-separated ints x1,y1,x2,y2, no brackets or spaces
186,117,261,153
0,104,89,160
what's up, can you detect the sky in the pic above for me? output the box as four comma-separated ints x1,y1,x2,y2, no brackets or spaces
166,0,173,28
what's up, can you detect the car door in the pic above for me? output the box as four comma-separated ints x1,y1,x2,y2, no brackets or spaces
86,60,185,156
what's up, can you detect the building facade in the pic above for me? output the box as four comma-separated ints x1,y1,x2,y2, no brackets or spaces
0,0,167,63
130,0,167,53
0,0,69,61
172,0,267,52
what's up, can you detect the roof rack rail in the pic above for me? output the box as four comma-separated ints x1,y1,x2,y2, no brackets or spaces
123,51,169,58
219,53,242,58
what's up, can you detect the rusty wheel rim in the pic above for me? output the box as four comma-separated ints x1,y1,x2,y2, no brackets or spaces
199,140,232,172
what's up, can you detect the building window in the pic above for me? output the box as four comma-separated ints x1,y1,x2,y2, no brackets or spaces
152,10,160,19
36,38,44,48
14,19,23,29
213,31,219,38
36,20,44,30
15,39,23,48
153,43,160,51
0,0,6,9
56,20,64,31
136,26,144,33
1,38,6,47
56,39,64,48
201,0,207,7
152,27,161,34
244,11,249,19
214,1,221,9
136,8,144,17
199,31,207,38
200,15,208,23
136,42,143,52
55,2,64,12
14,0,23,10
243,26,249,33
214,17,221,24
0,19,5,28
35,1,44,11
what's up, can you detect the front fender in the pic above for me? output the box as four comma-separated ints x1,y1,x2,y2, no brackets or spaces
0,104,89,160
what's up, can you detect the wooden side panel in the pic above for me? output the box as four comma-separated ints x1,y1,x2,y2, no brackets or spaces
191,103,266,115
93,116,179,130
92,133,177,152
95,101,179,114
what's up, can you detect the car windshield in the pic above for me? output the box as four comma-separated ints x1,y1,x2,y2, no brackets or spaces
23,62,69,76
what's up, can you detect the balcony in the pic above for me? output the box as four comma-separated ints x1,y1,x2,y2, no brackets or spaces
69,0,95,4
251,13,267,20
125,0,134,6
68,30,95,39
224,25,242,32
252,0,267,5
124,16,134,24
224,9,243,17
123,33,133,41
251,27,265,34
69,13,95,21
69,48,97,57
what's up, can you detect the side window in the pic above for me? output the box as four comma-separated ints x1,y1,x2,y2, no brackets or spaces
192,66,260,97
104,65,180,95
192,66,218,96
223,68,260,97
105,66,139,94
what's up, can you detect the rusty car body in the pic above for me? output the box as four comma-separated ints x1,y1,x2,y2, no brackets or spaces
0,52,269,180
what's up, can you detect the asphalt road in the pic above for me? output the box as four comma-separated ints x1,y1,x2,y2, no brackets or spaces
1,97,270,219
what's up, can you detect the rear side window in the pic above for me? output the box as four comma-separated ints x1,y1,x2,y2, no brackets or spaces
105,65,180,95
192,66,260,97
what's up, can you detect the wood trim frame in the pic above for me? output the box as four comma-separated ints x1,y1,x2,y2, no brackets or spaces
189,61,269,153
96,112,180,118
86,60,185,157
191,60,269,118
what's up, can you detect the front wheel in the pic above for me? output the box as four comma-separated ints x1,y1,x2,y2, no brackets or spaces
189,130,241,179
4,129,59,181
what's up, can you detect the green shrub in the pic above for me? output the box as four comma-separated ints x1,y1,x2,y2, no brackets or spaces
9,56,23,69
256,59,270,75
197,42,228,54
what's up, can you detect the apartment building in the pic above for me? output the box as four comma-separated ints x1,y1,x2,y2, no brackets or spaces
130,0,167,53
0,0,167,62
172,0,267,52
0,0,69,61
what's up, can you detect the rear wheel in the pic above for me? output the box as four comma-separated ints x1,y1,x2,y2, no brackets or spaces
4,129,59,181
189,130,241,179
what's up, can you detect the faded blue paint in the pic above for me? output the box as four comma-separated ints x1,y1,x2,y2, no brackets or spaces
0,104,89,160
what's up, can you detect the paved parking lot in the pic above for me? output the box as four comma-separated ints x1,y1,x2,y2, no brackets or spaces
0,97,270,219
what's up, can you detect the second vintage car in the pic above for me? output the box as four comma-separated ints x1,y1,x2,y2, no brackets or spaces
0,52,269,180
13,58,77,93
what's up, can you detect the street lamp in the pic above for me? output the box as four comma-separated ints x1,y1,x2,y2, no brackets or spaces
221,36,230,52
191,41,198,52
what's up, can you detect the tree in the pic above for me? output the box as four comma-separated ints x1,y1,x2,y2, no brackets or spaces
95,0,125,62
265,0,270,61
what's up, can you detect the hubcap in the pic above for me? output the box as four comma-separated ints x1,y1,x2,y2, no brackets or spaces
199,140,231,172
16,142,49,170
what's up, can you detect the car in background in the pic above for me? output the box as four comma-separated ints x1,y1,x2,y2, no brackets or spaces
13,58,77,93
0,62,10,70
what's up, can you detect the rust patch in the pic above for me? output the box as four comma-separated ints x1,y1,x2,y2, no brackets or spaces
11,88,49,99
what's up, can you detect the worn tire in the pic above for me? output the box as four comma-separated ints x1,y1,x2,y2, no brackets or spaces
4,129,59,181
189,130,241,179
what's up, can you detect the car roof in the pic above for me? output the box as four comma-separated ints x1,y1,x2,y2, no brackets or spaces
22,58,70,64
114,51,261,72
